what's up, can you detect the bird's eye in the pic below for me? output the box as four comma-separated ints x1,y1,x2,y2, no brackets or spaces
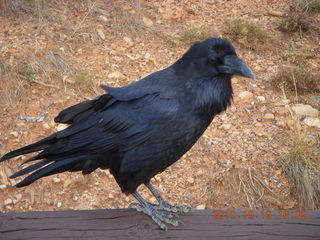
208,57,218,65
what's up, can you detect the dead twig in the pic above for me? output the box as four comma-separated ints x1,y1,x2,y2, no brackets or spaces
71,1,96,38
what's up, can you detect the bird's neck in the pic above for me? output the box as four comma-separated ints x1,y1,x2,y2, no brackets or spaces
192,76,233,118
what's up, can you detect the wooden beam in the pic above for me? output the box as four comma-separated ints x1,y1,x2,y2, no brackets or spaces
1,209,319,240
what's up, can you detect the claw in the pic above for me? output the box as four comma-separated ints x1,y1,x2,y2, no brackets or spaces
131,200,181,230
131,189,191,230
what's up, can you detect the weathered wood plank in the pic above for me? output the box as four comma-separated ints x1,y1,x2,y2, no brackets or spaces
0,209,319,240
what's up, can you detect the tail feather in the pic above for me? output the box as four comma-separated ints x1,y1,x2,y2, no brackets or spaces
0,135,55,162
11,159,51,179
14,157,80,187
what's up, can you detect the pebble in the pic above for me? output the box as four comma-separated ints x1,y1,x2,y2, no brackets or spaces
108,71,125,80
291,104,319,118
142,16,153,27
150,196,157,203
19,115,44,122
187,176,195,184
196,204,206,210
238,91,254,100
232,78,239,84
56,123,68,131
57,202,62,208
42,123,50,129
0,184,7,190
15,193,22,201
123,37,132,43
4,198,13,205
9,131,19,137
98,15,108,23
277,121,286,127
123,37,134,47
257,96,266,102
264,113,275,120
221,124,232,130
303,117,320,128
53,177,61,183
96,29,105,40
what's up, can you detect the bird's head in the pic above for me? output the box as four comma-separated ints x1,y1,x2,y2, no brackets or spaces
177,38,256,80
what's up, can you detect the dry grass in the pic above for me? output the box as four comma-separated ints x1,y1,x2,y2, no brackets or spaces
73,70,94,91
284,45,313,66
305,0,320,12
280,131,320,209
0,60,27,106
205,168,281,209
278,0,318,33
271,66,320,95
223,18,271,50
178,28,211,45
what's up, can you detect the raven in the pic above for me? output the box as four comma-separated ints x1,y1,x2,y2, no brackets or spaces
1,38,255,230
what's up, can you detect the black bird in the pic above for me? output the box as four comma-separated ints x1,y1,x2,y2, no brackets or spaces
0,38,255,230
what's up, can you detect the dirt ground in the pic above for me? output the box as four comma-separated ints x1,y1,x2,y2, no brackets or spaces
0,0,319,213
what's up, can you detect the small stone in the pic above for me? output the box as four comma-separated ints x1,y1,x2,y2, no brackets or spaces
221,124,232,130
108,71,125,80
42,123,50,129
144,53,151,59
125,196,130,202
264,113,275,120
0,184,6,190
196,204,206,210
291,104,319,118
4,198,13,205
238,91,254,100
150,196,157,203
142,16,153,27
15,193,22,201
123,37,133,47
123,37,132,43
277,121,286,127
197,169,203,176
257,96,266,102
232,78,239,84
187,176,195,184
96,29,105,40
9,131,19,137
53,177,61,183
303,117,320,128
56,123,68,131
108,193,114,199
50,199,58,206
57,202,62,208
98,15,108,23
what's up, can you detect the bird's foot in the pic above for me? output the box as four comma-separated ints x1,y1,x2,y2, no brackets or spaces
129,202,183,230
152,200,192,213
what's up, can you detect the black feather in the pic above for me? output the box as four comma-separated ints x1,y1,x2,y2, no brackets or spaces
1,38,255,194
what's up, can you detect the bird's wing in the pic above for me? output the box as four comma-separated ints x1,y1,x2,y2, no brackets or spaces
54,73,168,125
3,84,180,187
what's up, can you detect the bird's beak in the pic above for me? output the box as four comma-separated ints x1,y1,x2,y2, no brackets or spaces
220,55,256,80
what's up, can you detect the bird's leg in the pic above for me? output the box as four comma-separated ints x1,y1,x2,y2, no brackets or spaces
131,191,181,230
146,183,191,213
